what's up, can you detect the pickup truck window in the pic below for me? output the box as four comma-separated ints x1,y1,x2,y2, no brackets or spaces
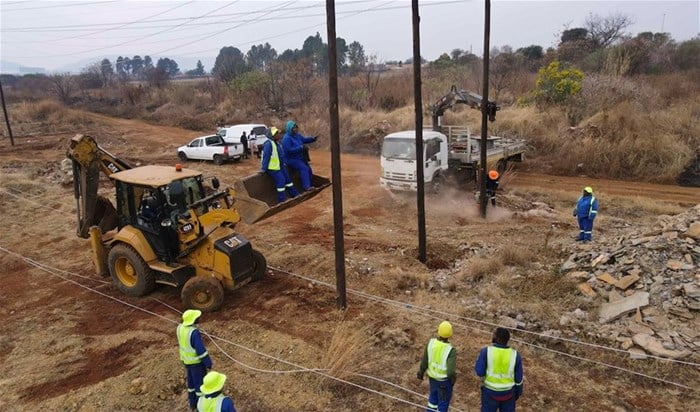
205,136,221,146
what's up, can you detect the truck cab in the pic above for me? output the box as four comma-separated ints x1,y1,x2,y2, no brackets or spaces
380,130,448,192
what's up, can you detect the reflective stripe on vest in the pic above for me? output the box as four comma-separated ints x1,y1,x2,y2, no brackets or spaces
177,324,207,365
264,141,280,171
589,196,597,215
197,394,225,412
484,346,516,391
426,338,452,380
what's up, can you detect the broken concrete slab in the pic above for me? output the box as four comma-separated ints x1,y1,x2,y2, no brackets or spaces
578,283,597,298
591,254,610,267
628,322,654,336
599,292,649,323
567,271,589,280
632,333,692,359
628,347,648,359
615,273,641,290
608,289,623,302
597,272,617,285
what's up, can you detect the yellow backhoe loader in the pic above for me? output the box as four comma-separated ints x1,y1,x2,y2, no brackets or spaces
67,134,330,311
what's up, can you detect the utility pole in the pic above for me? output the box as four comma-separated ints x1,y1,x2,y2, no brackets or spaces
412,0,427,263
0,78,14,146
479,0,492,218
325,0,347,309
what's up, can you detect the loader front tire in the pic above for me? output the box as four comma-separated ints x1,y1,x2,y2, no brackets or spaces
250,249,267,281
181,276,224,312
108,244,156,297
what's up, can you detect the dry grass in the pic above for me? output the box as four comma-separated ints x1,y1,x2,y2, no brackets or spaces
498,246,534,267
321,320,373,380
462,257,503,282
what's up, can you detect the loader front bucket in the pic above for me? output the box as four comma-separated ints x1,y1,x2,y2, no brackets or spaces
233,171,331,224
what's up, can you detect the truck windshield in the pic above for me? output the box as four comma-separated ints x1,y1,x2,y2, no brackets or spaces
382,138,416,160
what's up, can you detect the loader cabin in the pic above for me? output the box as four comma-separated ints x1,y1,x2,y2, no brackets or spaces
109,165,207,227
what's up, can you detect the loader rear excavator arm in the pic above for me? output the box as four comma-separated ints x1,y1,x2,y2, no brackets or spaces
66,134,132,238
432,85,500,131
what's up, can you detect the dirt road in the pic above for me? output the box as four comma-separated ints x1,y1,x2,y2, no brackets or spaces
0,116,698,411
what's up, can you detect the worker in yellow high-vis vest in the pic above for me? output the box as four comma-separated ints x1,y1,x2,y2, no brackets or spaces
474,327,524,412
177,309,213,411
260,126,300,204
417,321,457,412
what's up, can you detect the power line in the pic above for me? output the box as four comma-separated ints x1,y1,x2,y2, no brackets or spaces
3,0,467,60
1,0,118,12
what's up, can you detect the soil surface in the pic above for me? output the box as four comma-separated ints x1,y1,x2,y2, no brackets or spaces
0,113,698,411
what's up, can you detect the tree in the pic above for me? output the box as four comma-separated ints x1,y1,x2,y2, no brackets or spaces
278,48,299,62
99,58,113,86
585,12,633,49
336,37,349,70
48,73,75,104
490,51,525,100
143,55,153,69
431,53,453,70
246,43,277,71
131,55,144,78
213,46,247,82
301,32,327,74
674,38,700,70
347,41,366,74
534,60,583,108
115,56,127,77
79,62,104,90
561,28,588,44
516,45,544,72
156,58,180,77
186,60,206,76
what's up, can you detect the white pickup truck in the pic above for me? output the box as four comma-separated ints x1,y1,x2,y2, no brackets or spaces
177,134,244,165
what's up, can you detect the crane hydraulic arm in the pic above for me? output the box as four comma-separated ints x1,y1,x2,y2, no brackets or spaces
432,85,500,131
66,134,132,238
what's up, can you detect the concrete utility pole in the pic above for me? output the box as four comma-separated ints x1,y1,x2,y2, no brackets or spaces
479,0,492,218
412,0,427,263
0,78,14,146
325,0,347,309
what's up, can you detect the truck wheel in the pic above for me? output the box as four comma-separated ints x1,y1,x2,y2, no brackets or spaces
497,159,507,174
181,276,224,312
431,175,445,195
178,151,188,161
108,244,156,297
251,249,267,281
213,155,224,165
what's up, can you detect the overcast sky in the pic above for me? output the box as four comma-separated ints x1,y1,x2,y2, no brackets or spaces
1,0,698,72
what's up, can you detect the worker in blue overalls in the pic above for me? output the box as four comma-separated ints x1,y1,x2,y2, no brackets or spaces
574,186,599,242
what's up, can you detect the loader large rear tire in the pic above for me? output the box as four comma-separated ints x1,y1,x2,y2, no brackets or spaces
250,249,267,281
181,276,224,312
108,244,156,297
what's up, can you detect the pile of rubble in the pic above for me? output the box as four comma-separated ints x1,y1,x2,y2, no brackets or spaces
561,205,700,360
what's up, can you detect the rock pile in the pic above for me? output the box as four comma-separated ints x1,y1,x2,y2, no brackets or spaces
561,205,700,360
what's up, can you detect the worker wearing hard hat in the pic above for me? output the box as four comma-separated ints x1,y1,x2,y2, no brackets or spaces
573,186,599,242
197,371,237,412
260,126,301,203
177,309,213,411
486,170,500,207
417,321,457,412
475,327,524,412
281,120,318,192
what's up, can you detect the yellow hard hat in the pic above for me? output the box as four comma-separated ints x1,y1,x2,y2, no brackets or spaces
437,321,453,338
182,309,202,326
200,371,227,395
583,186,593,194
488,170,499,180
270,126,280,137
